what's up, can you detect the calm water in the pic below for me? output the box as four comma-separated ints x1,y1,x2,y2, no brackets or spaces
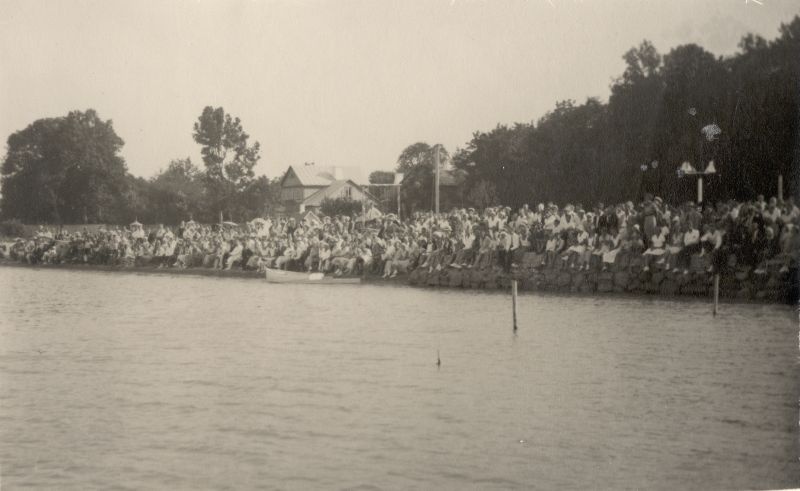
0,267,797,490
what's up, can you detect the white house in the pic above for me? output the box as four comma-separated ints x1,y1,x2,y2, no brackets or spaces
279,163,380,213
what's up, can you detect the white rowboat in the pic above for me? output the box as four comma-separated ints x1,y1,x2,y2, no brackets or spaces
264,267,361,285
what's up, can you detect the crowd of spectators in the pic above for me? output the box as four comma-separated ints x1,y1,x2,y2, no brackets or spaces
1,194,798,279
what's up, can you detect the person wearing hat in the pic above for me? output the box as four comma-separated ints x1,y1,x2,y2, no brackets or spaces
556,205,578,234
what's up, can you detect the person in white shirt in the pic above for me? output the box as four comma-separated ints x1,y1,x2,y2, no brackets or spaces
562,229,588,269
486,210,500,232
762,198,781,223
500,227,521,272
665,222,684,271
755,195,766,212
544,230,563,267
600,231,621,271
530,203,544,227
275,243,294,270
225,240,243,270
783,198,800,223
675,224,701,274
642,227,667,271
544,211,558,232
452,230,476,267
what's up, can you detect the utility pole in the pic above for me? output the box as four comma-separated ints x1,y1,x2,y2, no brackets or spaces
434,144,440,214
395,185,400,220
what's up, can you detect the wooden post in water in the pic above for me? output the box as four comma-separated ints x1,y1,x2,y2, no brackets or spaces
713,274,719,317
512,279,518,331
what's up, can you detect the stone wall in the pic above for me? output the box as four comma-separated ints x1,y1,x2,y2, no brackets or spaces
407,251,795,303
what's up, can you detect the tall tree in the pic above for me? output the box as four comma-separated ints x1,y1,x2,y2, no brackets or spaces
147,157,205,224
368,170,396,184
1,109,128,223
395,142,449,213
192,106,261,220
236,175,278,221
449,17,799,207
607,40,665,201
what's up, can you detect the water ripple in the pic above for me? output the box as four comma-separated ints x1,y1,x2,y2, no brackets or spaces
0,267,797,490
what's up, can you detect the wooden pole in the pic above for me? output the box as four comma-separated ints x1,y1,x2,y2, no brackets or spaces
512,279,518,331
697,175,703,204
434,145,440,215
713,273,719,317
397,184,401,219
778,174,784,202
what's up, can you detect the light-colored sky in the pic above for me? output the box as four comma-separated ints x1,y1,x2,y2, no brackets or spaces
0,0,796,179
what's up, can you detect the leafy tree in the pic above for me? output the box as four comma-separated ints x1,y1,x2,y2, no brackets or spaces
369,170,396,184
121,174,155,224
465,180,498,209
147,157,205,224
607,40,665,200
192,106,261,220
235,175,278,221
449,16,799,206
1,109,128,223
367,170,399,211
395,142,449,213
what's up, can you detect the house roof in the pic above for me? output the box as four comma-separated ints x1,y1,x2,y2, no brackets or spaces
302,180,379,207
284,209,322,223
284,164,367,187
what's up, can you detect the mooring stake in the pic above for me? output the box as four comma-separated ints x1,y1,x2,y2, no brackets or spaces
512,279,518,331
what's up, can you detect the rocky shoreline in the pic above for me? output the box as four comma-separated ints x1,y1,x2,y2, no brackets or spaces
410,265,795,303
1,258,795,304
411,249,796,303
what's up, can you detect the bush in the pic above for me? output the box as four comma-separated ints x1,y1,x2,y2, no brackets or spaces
320,197,363,217
0,220,27,238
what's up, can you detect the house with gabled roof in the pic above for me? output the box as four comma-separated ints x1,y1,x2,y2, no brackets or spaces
279,163,380,213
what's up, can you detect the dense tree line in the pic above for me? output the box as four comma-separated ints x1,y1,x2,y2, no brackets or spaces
3,18,797,223
1,107,280,225
394,16,799,211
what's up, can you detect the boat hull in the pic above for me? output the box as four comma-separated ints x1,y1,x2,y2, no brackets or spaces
264,268,361,284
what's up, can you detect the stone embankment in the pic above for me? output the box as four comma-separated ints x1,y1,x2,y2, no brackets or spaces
408,252,794,303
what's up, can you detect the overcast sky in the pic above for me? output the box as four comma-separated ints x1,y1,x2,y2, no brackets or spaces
0,0,796,179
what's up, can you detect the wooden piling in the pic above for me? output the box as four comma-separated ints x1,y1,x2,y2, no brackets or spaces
713,274,719,316
512,279,518,331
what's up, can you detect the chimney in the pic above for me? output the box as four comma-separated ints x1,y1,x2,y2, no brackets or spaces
333,167,344,180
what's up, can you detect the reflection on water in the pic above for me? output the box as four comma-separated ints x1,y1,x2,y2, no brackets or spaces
0,267,798,490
